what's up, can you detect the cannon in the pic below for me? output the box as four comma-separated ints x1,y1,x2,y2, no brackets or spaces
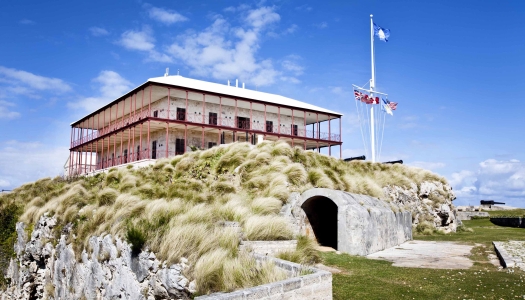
344,155,366,162
480,200,505,206
383,160,403,165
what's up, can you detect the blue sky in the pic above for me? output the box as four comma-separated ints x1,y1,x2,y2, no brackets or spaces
0,0,523,207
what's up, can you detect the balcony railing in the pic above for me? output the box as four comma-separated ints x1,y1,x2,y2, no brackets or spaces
72,109,340,148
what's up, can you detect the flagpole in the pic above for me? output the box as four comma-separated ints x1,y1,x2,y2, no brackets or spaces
370,14,376,163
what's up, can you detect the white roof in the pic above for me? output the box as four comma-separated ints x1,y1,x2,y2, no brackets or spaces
149,75,342,116
72,75,342,126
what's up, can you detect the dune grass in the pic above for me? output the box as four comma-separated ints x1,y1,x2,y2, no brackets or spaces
0,141,453,294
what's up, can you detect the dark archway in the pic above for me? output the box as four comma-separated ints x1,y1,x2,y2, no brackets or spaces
301,196,338,249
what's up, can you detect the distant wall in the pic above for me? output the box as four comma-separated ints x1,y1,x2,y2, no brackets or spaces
490,217,525,228
456,211,489,221
195,255,332,300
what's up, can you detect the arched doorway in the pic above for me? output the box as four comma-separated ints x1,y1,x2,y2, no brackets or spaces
301,196,338,249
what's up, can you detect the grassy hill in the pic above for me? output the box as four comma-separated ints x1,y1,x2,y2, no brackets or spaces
0,141,451,294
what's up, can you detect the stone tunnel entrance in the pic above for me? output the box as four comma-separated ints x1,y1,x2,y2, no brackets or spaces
301,196,338,250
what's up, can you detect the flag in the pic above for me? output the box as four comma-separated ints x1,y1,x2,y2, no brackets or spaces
363,94,374,104
353,90,363,101
383,98,398,111
374,23,390,42
374,97,380,104
382,98,393,115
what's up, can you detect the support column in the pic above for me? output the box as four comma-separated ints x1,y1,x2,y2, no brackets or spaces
328,115,331,156
166,122,169,158
168,88,171,120
291,109,294,147
234,99,238,142
339,117,342,159
278,107,281,138
304,111,306,150
147,120,150,159
202,94,205,124
184,124,187,152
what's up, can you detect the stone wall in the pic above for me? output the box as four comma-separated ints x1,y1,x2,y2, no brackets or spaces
195,255,332,300
282,188,413,256
456,211,489,221
239,241,297,257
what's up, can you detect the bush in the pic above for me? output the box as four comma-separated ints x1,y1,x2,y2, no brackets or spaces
126,225,146,255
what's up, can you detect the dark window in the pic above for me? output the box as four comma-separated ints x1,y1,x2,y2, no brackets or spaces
152,141,157,159
220,131,225,144
176,139,185,155
266,121,273,133
208,142,217,149
236,117,250,130
123,149,128,163
291,124,298,136
177,108,186,121
209,112,217,125
137,146,140,160
153,110,158,118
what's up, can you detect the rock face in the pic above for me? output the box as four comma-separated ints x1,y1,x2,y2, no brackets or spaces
1,214,194,300
383,181,457,232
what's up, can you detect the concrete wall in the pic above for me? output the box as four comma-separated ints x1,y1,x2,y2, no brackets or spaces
239,241,298,257
195,255,332,300
283,189,412,256
456,211,489,221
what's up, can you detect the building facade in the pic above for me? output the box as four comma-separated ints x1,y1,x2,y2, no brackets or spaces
68,76,343,176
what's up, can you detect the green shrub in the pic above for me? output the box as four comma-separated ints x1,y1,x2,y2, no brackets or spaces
126,225,146,254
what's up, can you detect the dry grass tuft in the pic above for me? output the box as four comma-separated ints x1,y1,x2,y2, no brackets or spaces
244,215,293,241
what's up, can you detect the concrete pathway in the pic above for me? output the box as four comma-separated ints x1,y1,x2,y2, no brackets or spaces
366,240,474,269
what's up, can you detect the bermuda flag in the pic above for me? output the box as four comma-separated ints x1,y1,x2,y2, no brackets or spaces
353,90,363,101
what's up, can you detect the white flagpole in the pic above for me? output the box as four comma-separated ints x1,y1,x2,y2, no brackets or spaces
370,14,376,163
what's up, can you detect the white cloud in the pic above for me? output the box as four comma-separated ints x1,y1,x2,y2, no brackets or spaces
19,19,35,25
0,100,20,120
0,140,69,189
224,4,250,13
0,66,72,93
167,7,285,86
68,71,132,112
295,5,312,11
449,159,525,206
281,58,303,75
283,24,298,34
90,26,109,36
148,6,188,25
331,86,346,95
118,27,155,51
315,22,328,29
408,161,446,171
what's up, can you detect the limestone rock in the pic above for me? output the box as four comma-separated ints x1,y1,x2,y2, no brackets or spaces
1,215,192,300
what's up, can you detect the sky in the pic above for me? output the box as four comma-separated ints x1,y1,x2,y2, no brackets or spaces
0,0,523,207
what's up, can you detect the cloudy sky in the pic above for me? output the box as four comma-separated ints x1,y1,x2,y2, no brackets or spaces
0,0,523,207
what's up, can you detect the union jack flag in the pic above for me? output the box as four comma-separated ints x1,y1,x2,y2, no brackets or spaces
353,90,363,101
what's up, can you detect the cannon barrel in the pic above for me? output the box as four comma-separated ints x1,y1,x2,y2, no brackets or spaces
383,160,403,165
480,200,505,205
344,155,366,162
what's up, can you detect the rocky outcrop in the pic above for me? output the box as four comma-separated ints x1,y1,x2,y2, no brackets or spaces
383,181,457,232
1,214,195,300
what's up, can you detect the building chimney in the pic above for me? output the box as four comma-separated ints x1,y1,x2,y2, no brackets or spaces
242,82,245,89
164,68,169,77
236,79,238,88
227,80,230,86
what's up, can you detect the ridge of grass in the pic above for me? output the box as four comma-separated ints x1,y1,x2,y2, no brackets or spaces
0,141,453,294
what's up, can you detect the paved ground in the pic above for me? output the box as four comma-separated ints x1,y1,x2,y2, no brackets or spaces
366,240,475,269
493,240,525,270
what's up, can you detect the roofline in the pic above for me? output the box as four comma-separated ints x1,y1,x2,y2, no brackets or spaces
71,80,343,127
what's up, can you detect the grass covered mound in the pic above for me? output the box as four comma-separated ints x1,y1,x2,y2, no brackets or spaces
0,141,450,294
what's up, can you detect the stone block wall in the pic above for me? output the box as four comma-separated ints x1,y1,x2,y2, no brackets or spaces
239,240,297,257
195,255,332,300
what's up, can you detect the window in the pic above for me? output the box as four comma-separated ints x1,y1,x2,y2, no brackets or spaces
236,117,250,129
208,142,217,149
152,141,157,159
153,110,158,118
123,149,128,163
209,112,217,125
266,121,273,133
176,139,185,155
136,146,140,160
176,108,186,121
291,124,298,136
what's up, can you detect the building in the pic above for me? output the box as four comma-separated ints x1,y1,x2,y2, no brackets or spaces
67,75,343,176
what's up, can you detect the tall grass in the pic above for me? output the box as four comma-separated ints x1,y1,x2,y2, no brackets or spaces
0,140,453,294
